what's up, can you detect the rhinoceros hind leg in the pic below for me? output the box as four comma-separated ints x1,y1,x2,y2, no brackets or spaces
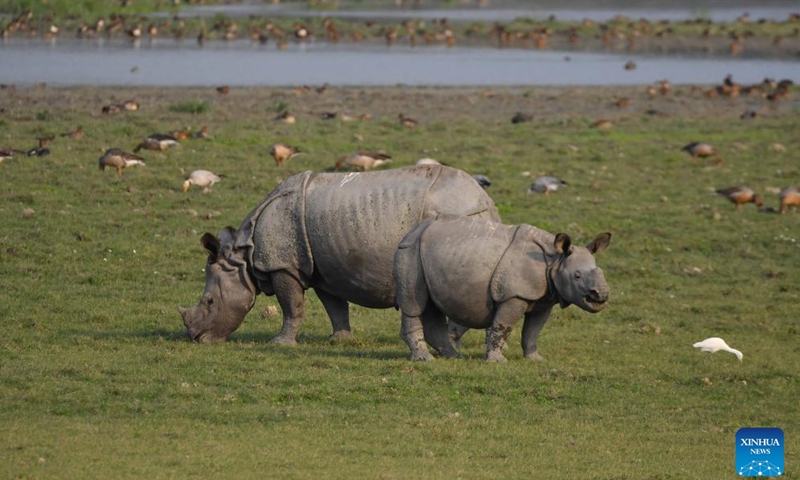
314,288,353,340
422,308,461,359
401,313,435,361
268,270,306,345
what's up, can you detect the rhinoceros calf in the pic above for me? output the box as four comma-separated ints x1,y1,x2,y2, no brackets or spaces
393,215,611,362
179,165,500,344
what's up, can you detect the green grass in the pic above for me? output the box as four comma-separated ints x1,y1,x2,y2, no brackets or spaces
168,100,210,115
0,85,798,479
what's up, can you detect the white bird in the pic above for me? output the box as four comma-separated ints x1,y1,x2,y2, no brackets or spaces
182,170,222,193
692,337,743,361
527,176,567,195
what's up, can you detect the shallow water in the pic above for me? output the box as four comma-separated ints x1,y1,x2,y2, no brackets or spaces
0,39,798,87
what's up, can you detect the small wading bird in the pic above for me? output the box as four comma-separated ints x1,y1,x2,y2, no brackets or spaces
779,186,800,214
269,143,301,167
182,170,222,193
335,151,391,171
98,148,146,177
693,337,743,361
715,186,763,210
527,176,567,195
681,142,724,166
133,133,180,152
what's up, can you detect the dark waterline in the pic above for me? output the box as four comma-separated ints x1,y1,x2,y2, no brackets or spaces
1,39,798,88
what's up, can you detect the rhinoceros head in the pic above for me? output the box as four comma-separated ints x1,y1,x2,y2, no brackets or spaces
551,232,611,312
178,227,257,342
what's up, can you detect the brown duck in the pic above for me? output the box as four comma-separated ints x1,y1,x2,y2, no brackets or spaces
779,187,800,214
682,142,724,165
269,142,301,167
98,148,146,177
715,186,763,210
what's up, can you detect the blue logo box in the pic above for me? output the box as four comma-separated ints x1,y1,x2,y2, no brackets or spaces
737,428,784,476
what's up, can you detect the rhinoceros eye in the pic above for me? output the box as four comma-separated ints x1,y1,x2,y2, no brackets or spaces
574,271,582,280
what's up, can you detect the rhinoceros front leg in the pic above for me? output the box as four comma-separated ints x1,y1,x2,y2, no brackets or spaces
401,313,435,361
521,304,553,362
269,270,306,345
314,288,353,340
485,298,529,362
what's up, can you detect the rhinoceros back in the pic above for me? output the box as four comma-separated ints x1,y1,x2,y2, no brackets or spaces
303,165,499,307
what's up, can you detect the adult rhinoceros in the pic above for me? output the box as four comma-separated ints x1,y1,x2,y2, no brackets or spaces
393,215,611,362
179,165,500,344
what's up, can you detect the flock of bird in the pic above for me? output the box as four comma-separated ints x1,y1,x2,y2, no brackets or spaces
3,5,800,59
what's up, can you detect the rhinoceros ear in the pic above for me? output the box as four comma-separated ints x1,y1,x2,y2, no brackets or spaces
587,232,612,255
200,233,221,262
554,233,572,255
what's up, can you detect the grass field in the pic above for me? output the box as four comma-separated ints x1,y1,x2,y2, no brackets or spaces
0,84,798,479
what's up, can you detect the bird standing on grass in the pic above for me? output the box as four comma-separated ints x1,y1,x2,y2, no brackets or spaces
335,151,391,171
269,143,301,167
779,187,799,214
134,133,180,153
715,186,763,210
693,337,743,361
182,170,222,193
527,176,567,195
681,142,724,166
99,148,146,177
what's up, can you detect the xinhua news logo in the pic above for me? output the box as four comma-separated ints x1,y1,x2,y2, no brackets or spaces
736,428,784,476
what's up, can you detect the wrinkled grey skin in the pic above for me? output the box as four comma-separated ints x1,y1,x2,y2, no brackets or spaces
393,215,611,362
179,165,500,344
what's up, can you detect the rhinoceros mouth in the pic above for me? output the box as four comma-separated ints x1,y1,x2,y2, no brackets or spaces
584,295,607,311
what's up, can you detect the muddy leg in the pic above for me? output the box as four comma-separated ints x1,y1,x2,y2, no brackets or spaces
485,298,528,362
401,312,434,361
422,308,461,359
314,288,353,340
521,304,553,361
269,270,306,345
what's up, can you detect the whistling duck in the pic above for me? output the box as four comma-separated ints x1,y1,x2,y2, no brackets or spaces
216,85,230,95
398,113,418,128
194,126,211,139
715,186,763,210
527,176,567,195
99,148,145,177
182,170,222,193
779,187,800,214
681,142,724,165
335,151,391,171
37,135,54,148
61,125,84,140
624,60,637,70
592,119,614,129
171,129,191,140
134,133,180,153
102,104,123,114
275,111,296,124
269,143,301,167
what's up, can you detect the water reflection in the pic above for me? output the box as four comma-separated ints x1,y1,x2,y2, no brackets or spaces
0,38,797,87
